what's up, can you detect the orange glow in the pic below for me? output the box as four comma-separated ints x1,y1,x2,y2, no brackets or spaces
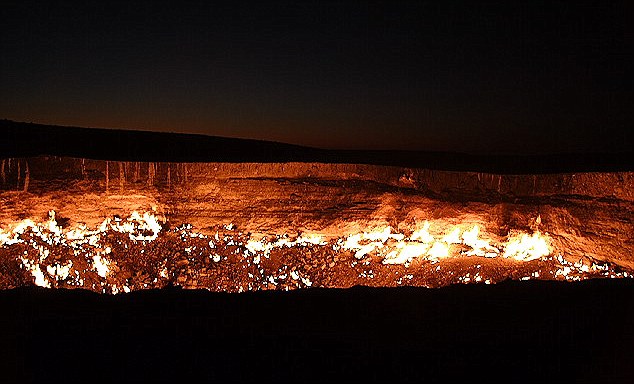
3,207,624,293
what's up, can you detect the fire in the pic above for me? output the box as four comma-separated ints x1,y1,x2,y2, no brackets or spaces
427,241,450,259
383,242,430,265
0,210,163,289
338,220,547,265
411,221,434,243
46,261,72,280
0,209,629,292
92,255,110,278
504,231,550,261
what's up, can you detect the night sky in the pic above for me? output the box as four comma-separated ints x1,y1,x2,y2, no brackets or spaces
1,1,632,154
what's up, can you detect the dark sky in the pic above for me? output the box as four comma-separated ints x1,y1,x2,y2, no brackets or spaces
1,1,632,154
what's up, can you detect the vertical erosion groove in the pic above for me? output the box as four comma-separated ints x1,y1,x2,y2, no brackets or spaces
23,161,29,193
119,162,124,192
16,160,21,190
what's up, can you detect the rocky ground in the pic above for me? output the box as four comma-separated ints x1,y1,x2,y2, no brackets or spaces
1,157,632,292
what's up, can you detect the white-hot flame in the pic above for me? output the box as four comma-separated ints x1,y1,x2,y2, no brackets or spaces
46,261,73,280
1,206,630,291
504,231,550,261
110,211,162,241
92,255,110,278
338,220,550,265
0,210,164,286
0,209,562,291
411,221,434,243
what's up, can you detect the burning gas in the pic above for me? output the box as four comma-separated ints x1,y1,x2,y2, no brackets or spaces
338,219,549,264
0,210,629,292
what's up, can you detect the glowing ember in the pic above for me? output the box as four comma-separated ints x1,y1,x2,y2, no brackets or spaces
46,261,72,280
92,255,110,278
0,208,630,293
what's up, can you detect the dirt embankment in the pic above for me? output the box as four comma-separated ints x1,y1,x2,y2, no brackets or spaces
2,157,633,201
1,156,633,270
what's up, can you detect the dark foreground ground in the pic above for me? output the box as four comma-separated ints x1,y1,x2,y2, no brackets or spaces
1,280,633,383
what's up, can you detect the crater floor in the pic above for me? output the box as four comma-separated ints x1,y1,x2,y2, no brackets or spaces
1,157,632,292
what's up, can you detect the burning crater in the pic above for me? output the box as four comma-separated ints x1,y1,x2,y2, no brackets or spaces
1,157,633,292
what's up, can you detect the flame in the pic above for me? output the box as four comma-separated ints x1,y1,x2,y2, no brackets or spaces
92,255,110,278
46,261,73,280
411,221,434,243
338,221,548,264
0,210,163,289
0,208,628,292
504,231,550,261
427,241,450,259
109,211,163,241
383,242,430,265
1,211,546,270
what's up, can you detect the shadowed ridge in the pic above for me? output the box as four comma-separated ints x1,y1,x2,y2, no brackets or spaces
0,119,323,163
2,119,633,173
